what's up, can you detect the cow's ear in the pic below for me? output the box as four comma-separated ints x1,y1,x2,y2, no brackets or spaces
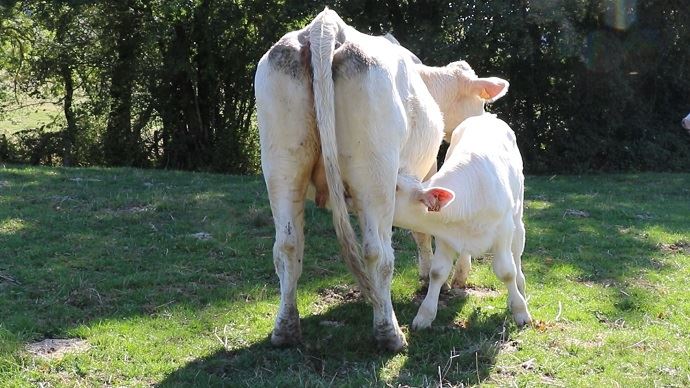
419,187,455,212
471,77,509,102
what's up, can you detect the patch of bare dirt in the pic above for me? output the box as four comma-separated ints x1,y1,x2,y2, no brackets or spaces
657,241,690,254
500,339,522,353
312,284,361,313
448,285,501,298
413,285,500,308
26,338,90,359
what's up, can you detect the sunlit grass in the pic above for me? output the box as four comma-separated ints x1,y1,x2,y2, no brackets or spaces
1,165,689,386
0,99,63,136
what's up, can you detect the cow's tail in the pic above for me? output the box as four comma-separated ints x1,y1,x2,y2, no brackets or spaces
309,9,377,305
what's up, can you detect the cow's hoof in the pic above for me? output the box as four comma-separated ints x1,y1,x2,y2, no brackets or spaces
271,313,302,347
411,314,433,331
450,277,467,289
374,324,407,352
513,311,532,327
271,328,302,347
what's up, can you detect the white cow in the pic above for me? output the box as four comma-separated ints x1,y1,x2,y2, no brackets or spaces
682,112,690,133
255,9,444,351
407,60,510,285
393,112,532,330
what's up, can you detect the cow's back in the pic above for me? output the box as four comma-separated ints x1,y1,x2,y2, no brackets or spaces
331,33,444,182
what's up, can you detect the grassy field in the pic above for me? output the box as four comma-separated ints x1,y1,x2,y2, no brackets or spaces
0,100,63,136
1,165,689,386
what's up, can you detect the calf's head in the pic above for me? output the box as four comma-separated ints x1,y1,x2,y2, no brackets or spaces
394,175,455,227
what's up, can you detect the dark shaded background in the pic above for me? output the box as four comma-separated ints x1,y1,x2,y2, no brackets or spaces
1,0,688,173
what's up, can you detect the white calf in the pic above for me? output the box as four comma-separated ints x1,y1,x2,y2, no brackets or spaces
255,9,443,351
682,112,690,133
408,61,510,284
393,113,532,329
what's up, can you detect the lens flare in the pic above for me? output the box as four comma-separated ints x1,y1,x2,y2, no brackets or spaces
604,0,637,31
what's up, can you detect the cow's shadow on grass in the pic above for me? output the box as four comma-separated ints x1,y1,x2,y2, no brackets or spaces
3,166,689,385
157,293,515,387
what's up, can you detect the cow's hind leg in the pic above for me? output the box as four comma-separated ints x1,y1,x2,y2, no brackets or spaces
264,150,313,346
258,84,316,347
351,179,406,351
269,187,308,346
361,209,406,351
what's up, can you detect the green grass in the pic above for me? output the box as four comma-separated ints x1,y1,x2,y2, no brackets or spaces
0,99,63,136
1,165,689,386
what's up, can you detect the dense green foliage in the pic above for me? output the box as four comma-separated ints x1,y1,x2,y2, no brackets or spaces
1,1,689,173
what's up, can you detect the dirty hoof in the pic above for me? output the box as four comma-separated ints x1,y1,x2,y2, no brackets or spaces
271,311,302,347
374,324,407,352
271,327,302,347
513,311,532,327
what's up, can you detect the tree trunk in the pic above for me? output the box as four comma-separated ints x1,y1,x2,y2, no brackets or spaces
103,1,141,166
61,62,76,166
56,12,77,167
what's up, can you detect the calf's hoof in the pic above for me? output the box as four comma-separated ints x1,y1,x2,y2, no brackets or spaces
450,276,468,289
374,324,407,352
411,314,433,331
411,304,436,331
513,311,532,327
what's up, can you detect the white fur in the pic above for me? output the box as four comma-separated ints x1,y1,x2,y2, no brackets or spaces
393,113,532,329
255,8,444,351
683,112,690,132
408,60,510,283
416,61,509,141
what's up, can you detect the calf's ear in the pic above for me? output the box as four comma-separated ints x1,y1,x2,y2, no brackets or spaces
472,77,509,102
419,187,455,212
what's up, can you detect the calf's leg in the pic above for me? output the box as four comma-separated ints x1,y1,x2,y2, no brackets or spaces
492,231,531,326
511,217,527,297
450,253,471,288
412,231,432,283
412,239,454,330
412,163,437,285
